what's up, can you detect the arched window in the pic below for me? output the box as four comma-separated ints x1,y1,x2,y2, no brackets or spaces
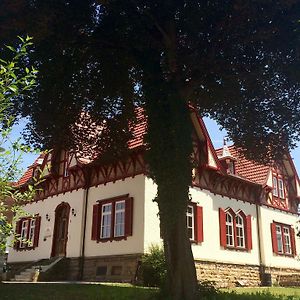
236,213,245,248
225,211,234,247
220,208,252,250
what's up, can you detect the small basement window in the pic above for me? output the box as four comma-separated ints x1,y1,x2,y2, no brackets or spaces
96,266,107,276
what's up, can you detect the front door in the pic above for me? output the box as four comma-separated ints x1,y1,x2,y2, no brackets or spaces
51,202,70,257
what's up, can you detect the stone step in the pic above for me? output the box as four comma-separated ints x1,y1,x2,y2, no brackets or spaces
14,275,33,281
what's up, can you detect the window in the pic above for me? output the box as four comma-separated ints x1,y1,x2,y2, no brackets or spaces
100,203,112,239
273,176,278,197
272,175,285,199
15,216,41,250
63,152,69,177
28,219,36,248
185,204,203,243
276,225,283,253
19,220,29,249
283,227,292,255
91,195,133,242
225,212,234,247
236,214,245,248
219,208,252,251
186,205,195,241
114,201,125,237
271,222,296,256
278,179,284,199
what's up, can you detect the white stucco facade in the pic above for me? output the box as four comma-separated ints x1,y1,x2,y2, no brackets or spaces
7,174,300,274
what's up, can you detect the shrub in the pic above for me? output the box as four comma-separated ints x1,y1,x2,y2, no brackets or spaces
141,244,167,288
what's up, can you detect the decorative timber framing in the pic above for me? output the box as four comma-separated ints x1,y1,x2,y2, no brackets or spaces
34,150,146,201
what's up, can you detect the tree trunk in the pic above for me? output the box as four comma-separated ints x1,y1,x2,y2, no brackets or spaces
160,199,199,300
144,79,199,299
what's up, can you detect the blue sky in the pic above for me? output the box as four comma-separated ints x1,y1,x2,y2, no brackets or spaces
13,117,300,176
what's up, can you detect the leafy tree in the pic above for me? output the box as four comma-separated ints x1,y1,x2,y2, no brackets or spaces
1,1,300,299
0,37,38,254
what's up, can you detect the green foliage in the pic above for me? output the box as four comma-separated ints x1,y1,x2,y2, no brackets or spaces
141,244,167,288
0,37,38,254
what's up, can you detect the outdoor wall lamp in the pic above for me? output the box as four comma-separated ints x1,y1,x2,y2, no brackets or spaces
71,208,77,217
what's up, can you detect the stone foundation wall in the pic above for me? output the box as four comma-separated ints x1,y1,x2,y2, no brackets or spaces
81,254,142,282
195,260,300,288
195,260,261,288
265,266,300,286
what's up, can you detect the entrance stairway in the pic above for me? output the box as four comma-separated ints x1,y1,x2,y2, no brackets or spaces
11,257,64,282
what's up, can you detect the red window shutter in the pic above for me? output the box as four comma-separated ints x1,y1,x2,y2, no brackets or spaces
219,208,226,248
34,216,41,248
195,206,203,243
245,215,252,251
14,219,22,249
271,223,278,254
125,197,133,237
290,227,297,256
91,204,100,240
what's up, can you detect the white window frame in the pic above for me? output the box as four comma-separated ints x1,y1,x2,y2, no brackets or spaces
19,220,29,249
225,212,234,247
278,178,284,199
283,226,292,255
235,214,245,248
273,176,279,197
186,205,194,241
114,200,125,237
100,203,112,239
27,219,36,248
63,155,69,177
276,225,283,254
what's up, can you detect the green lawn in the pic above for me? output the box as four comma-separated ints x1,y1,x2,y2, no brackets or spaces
0,283,300,300
0,283,157,300
227,287,300,297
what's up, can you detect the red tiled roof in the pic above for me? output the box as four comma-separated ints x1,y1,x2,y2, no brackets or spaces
127,107,147,149
216,145,270,185
15,154,45,186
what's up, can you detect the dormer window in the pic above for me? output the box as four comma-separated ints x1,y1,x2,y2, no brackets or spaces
272,176,278,197
272,174,285,199
278,178,284,199
228,161,235,175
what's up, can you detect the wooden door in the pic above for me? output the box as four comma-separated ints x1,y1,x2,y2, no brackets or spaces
51,203,70,257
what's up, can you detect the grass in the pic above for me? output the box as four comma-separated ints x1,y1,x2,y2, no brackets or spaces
0,283,158,300
0,283,299,300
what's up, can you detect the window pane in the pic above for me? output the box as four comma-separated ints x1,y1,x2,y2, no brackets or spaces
28,219,36,247
186,205,194,240
226,212,234,247
276,225,283,253
20,220,29,248
283,227,291,254
101,204,112,239
114,201,125,237
235,215,245,248
273,177,278,197
278,179,284,199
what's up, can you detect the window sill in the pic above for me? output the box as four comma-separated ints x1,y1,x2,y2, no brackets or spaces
224,246,248,252
16,247,36,252
274,252,294,258
191,240,203,245
97,236,128,243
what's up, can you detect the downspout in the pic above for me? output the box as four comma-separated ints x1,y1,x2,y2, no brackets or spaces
79,167,91,280
256,188,266,285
